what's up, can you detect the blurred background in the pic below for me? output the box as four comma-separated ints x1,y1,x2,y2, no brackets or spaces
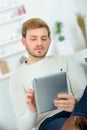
0,0,87,130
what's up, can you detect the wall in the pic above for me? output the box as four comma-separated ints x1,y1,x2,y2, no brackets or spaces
23,0,87,54
0,0,87,56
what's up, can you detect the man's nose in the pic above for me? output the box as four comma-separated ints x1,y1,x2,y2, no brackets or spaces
36,39,42,45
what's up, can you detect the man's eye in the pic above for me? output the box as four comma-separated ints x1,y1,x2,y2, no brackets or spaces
42,38,48,41
30,38,36,41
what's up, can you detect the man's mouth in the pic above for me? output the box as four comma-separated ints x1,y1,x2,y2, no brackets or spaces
35,48,43,51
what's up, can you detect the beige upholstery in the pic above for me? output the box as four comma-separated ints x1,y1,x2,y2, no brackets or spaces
68,49,87,88
67,49,87,100
0,80,16,130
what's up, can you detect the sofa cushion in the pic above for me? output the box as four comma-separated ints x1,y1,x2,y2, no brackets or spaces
67,49,87,100
0,79,16,130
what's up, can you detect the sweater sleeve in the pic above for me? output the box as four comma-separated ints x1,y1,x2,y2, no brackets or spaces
17,110,37,130
9,76,37,130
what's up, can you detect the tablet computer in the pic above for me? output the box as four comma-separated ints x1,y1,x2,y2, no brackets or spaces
32,72,68,114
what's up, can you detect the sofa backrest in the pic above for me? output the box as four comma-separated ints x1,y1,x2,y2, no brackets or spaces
67,49,87,99
0,79,17,130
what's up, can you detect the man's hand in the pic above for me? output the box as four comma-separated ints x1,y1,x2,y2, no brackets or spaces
54,93,78,112
26,89,37,113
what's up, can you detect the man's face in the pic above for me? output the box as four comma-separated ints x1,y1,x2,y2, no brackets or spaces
22,28,51,58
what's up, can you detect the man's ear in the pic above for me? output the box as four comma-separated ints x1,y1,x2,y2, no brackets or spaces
22,37,26,47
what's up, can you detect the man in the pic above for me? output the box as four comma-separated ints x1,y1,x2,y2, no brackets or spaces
9,18,82,130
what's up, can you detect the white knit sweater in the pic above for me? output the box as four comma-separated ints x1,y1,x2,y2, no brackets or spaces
9,55,83,130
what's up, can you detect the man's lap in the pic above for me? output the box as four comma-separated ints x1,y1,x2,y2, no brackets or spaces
39,111,71,130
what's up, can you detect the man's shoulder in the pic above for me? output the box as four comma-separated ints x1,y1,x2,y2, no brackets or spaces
10,63,25,80
46,55,66,62
46,54,65,58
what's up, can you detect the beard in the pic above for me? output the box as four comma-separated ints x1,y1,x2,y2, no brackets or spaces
26,45,49,58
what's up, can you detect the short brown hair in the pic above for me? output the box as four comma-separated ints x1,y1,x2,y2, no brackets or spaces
22,18,51,38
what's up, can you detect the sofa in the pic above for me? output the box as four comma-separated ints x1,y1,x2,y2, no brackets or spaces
66,48,87,101
0,79,17,130
0,49,87,130
68,48,87,89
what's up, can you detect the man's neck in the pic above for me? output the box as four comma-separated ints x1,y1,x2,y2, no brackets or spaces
27,56,45,64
